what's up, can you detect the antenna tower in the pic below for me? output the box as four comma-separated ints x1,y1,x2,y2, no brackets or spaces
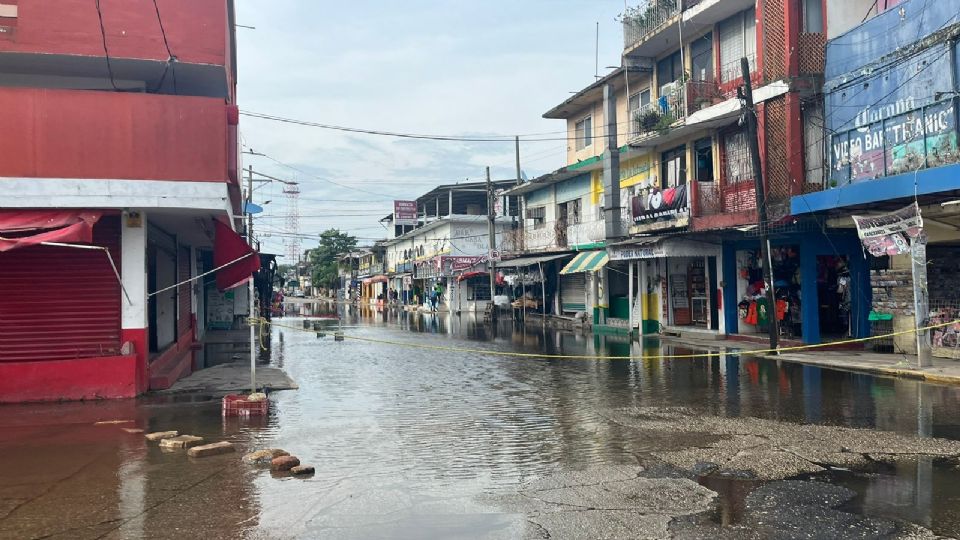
283,182,301,263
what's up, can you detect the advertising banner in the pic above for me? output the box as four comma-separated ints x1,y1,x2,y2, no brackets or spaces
632,184,687,223
394,200,418,226
852,202,923,256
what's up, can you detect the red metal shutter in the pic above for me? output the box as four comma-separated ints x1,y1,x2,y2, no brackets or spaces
177,245,192,339
0,216,121,362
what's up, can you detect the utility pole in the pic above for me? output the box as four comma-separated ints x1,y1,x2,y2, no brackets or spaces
246,165,258,393
486,166,497,321
739,57,779,351
515,136,522,186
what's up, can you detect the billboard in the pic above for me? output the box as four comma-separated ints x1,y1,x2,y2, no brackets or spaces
852,202,923,257
394,200,417,226
631,184,688,223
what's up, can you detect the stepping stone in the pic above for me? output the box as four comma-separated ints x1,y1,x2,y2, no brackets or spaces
242,449,290,465
187,441,235,458
270,455,300,471
290,465,315,476
94,420,134,425
145,431,178,441
122,428,144,434
159,435,205,449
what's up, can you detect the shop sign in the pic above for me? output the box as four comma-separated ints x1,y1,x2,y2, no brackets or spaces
609,243,665,260
394,200,417,226
446,256,486,271
852,202,924,256
631,184,688,223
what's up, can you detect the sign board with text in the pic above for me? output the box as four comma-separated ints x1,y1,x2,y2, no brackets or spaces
852,202,923,256
394,200,418,226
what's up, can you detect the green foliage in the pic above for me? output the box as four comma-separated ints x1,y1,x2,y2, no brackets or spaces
306,229,357,289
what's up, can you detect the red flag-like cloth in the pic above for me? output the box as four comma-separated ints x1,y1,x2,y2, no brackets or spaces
0,211,102,252
214,220,260,291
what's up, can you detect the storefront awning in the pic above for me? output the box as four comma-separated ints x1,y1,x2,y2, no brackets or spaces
214,220,261,291
0,210,102,252
559,250,609,274
457,270,488,282
608,237,719,260
497,253,571,268
362,275,389,284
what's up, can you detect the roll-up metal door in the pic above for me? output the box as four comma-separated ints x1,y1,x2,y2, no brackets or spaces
560,273,586,313
0,217,121,361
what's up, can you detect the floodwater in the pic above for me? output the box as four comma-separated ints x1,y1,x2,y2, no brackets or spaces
3,302,960,539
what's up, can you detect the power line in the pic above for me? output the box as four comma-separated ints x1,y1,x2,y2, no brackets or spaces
150,0,178,94
93,0,120,91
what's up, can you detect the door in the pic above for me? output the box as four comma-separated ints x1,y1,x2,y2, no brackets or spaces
560,273,587,313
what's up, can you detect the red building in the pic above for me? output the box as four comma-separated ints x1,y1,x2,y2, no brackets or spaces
0,0,245,402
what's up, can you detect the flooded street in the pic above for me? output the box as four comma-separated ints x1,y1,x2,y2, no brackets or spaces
4,303,960,539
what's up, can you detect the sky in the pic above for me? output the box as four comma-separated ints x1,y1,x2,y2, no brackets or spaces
236,1,629,259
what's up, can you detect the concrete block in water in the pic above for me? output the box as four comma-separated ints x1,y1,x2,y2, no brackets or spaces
187,441,236,458
145,431,178,441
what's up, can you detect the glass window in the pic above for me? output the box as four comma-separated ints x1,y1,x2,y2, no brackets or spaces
803,0,824,33
661,145,687,188
719,9,757,82
694,138,714,182
723,129,753,183
575,116,592,150
691,33,713,82
628,89,651,135
657,50,683,96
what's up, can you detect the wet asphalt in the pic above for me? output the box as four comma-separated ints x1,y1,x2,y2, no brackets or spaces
2,304,960,539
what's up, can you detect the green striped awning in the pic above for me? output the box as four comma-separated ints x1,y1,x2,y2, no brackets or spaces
559,250,609,274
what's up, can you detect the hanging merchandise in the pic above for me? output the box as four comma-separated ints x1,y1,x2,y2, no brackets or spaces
745,301,759,325
738,300,750,320
756,296,769,327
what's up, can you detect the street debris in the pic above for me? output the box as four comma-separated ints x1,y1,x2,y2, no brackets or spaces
242,448,290,465
144,431,178,441
158,435,205,450
270,455,300,471
187,441,236,458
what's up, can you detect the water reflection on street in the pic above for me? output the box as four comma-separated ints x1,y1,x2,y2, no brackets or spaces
2,301,960,538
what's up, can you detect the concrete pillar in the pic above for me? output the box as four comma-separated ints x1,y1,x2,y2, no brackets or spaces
120,210,149,392
640,259,648,335
799,237,820,345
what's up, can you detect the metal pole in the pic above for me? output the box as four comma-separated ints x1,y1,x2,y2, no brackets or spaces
247,165,257,393
487,167,497,320
515,135,522,186
628,259,634,340
539,262,546,318
911,235,932,367
739,56,779,351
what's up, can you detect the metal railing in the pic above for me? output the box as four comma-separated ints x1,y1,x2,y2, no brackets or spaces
719,52,756,84
694,181,756,217
622,0,682,50
631,82,686,139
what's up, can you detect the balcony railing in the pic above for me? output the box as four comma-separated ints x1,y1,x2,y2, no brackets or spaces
694,181,756,217
632,79,721,139
622,0,682,50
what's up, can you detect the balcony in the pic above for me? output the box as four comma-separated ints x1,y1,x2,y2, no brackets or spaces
630,79,723,142
0,0,234,98
0,87,231,183
622,0,755,59
696,181,757,215
622,0,681,53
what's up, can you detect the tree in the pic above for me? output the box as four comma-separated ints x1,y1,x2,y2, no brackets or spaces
307,228,357,289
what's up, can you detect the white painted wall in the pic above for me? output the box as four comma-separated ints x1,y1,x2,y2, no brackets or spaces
827,0,882,38
121,211,147,330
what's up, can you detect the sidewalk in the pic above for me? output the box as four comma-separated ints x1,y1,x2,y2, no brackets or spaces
663,335,960,386
157,363,298,395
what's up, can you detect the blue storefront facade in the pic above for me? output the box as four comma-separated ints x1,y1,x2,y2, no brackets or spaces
792,0,960,354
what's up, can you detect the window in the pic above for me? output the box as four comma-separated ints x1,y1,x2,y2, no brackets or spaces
628,89,651,135
690,33,714,82
657,50,684,96
526,206,546,229
719,8,757,82
723,128,753,183
575,116,592,150
802,0,824,33
694,138,714,182
558,198,581,225
661,145,687,188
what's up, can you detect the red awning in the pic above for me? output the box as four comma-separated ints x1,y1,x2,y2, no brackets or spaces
0,210,103,252
457,271,488,282
214,220,261,291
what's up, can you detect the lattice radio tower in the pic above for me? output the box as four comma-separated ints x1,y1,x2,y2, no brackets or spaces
283,182,301,263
